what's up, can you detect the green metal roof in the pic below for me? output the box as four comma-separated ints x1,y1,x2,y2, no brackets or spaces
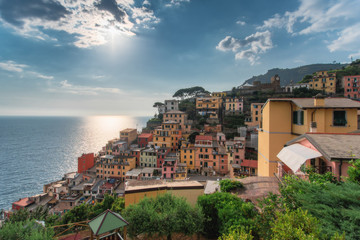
88,209,129,236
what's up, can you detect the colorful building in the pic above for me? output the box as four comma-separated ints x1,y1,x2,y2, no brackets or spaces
246,103,264,127
258,96,360,177
77,153,95,173
120,128,137,145
212,92,227,98
153,121,182,151
140,148,157,168
180,142,195,171
343,75,360,99
224,97,244,115
137,133,153,148
309,71,336,94
96,155,136,181
196,96,222,119
163,110,192,133
157,147,171,168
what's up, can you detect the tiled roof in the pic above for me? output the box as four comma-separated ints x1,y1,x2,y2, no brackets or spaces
287,133,360,161
195,135,213,141
13,197,34,207
138,133,152,138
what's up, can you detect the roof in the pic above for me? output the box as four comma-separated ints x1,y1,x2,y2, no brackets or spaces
286,133,360,161
89,209,128,236
13,197,34,207
120,128,137,133
125,180,204,193
265,98,360,109
165,110,185,114
138,133,152,138
195,135,213,141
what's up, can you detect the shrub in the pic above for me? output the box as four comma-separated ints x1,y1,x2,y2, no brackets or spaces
220,179,243,192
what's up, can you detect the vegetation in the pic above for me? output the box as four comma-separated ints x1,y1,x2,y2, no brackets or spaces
0,219,54,240
172,86,209,99
292,87,322,98
223,114,245,129
188,131,199,144
179,99,196,120
299,74,313,83
153,102,164,107
197,192,256,238
219,179,243,192
123,193,203,240
347,159,360,184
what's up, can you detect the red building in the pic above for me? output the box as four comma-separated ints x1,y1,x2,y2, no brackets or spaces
344,75,360,99
12,197,34,211
137,133,153,148
130,149,142,167
77,153,95,173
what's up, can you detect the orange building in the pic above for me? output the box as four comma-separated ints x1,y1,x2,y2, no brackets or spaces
77,153,95,173
194,135,228,175
196,96,222,119
163,110,192,133
309,71,337,94
153,121,182,151
246,103,264,127
96,155,136,181
120,128,137,145
180,142,195,171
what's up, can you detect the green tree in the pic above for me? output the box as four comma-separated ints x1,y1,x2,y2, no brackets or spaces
271,208,321,240
347,159,360,184
223,114,245,129
173,86,210,99
219,179,243,192
219,228,254,240
123,193,203,240
197,192,256,238
0,220,54,240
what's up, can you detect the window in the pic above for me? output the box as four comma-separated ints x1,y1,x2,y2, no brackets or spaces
293,110,304,125
333,111,347,126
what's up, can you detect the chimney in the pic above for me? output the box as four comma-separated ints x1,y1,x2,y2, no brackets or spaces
314,93,325,107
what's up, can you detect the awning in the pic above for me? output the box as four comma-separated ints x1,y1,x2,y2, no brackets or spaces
277,143,322,172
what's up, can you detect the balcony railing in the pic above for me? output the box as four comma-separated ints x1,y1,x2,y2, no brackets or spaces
313,165,332,174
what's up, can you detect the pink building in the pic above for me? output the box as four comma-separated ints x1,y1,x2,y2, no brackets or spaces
233,137,245,165
277,133,360,180
224,97,244,115
157,147,171,168
162,153,178,179
344,75,360,99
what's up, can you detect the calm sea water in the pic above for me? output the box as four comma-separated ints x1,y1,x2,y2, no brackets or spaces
0,116,148,210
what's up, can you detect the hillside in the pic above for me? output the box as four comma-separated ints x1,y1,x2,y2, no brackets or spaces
242,63,347,87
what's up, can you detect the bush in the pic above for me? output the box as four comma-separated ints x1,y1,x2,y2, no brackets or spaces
220,179,243,192
0,220,54,240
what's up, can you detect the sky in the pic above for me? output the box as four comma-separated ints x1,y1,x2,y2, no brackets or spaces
0,0,359,116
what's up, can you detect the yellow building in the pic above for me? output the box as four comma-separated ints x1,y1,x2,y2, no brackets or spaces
153,121,182,151
96,155,136,181
212,92,227,98
196,96,222,119
246,103,264,127
124,180,204,207
174,163,188,180
309,71,337,94
258,96,360,177
163,110,192,133
180,142,195,170
120,128,137,145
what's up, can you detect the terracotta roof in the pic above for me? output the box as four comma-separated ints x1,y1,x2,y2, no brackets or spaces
195,135,213,141
165,110,185,114
266,98,360,109
138,133,152,138
287,133,360,161
13,197,34,207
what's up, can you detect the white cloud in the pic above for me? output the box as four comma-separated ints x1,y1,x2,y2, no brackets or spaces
236,20,246,26
165,0,190,7
48,80,122,95
0,0,161,48
216,31,273,65
28,71,54,80
0,61,28,72
258,0,360,52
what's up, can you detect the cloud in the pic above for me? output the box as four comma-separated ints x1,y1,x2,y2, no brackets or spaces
165,0,190,7
258,0,360,51
48,80,122,95
28,71,54,80
0,60,28,72
236,20,246,26
216,31,273,65
0,0,160,48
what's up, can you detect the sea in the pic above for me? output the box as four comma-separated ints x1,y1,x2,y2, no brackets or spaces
0,116,149,210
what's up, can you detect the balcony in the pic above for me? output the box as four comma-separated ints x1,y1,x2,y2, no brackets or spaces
312,165,332,174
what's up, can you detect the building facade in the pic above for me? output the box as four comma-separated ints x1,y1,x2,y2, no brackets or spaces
120,128,137,145
343,75,360,99
309,71,336,94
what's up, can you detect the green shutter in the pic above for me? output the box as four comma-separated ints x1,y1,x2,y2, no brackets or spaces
293,111,297,124
300,111,304,125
